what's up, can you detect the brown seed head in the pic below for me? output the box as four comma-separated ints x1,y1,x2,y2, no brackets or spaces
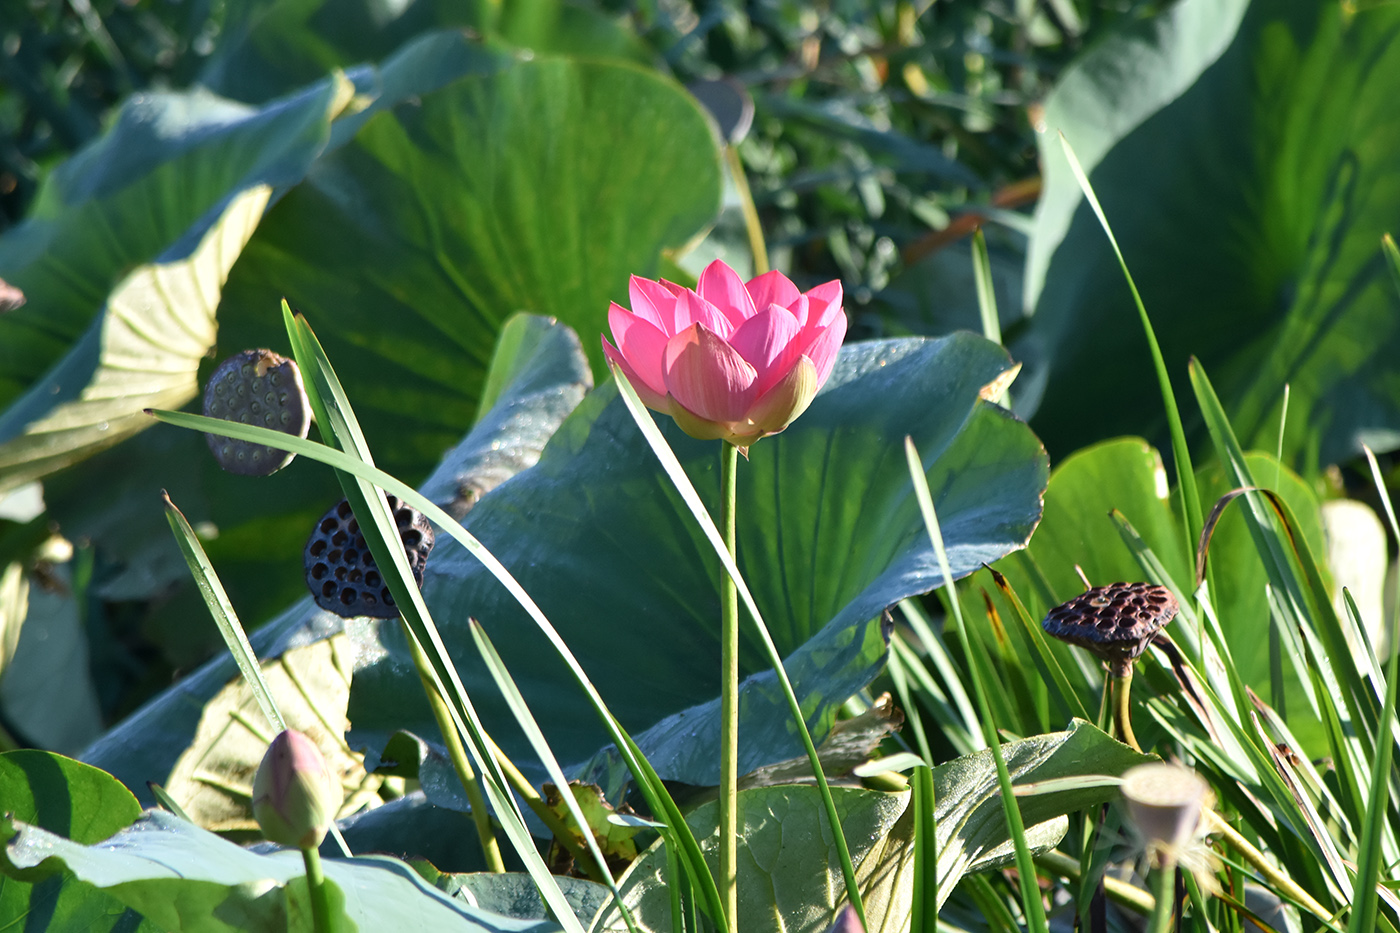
203,349,310,475
1041,582,1178,675
304,496,435,618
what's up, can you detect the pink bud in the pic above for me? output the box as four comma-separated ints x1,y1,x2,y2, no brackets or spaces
824,904,865,933
602,260,846,452
252,729,341,850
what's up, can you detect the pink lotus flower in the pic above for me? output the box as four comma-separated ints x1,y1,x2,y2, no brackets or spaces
603,260,847,451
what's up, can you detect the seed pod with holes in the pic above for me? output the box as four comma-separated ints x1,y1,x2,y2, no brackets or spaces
203,349,310,476
303,496,435,618
1041,582,1178,677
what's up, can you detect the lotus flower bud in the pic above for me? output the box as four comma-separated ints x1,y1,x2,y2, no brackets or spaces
602,260,847,453
823,904,864,933
252,729,341,849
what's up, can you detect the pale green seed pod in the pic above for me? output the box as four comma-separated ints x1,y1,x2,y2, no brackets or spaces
252,729,341,850
1121,762,1212,863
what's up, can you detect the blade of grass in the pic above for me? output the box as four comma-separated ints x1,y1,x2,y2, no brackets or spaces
1348,447,1400,933
1057,132,1203,596
890,633,978,758
887,640,934,766
900,598,984,751
608,363,866,927
162,492,353,858
1189,360,1386,807
904,436,1048,933
468,621,642,932
910,764,939,933
984,567,1089,724
285,316,585,931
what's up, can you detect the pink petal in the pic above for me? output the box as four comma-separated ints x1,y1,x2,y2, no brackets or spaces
746,270,801,313
697,260,757,328
801,309,847,386
728,304,801,384
660,279,688,297
603,337,670,411
747,354,819,436
663,324,757,423
788,295,810,326
804,280,844,327
672,288,734,339
628,276,672,331
608,303,670,399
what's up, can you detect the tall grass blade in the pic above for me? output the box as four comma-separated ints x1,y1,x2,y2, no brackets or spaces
900,598,984,751
904,436,1048,933
1348,447,1400,933
280,308,586,930
162,491,353,858
609,363,866,926
984,568,1089,724
1056,132,1203,590
910,764,938,933
468,620,641,933
163,493,286,735
1189,360,1381,779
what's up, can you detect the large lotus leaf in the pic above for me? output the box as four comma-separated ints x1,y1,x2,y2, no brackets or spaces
202,0,651,104
349,333,1048,791
1022,0,1400,468
593,722,1147,931
0,564,103,754
1001,437,1191,614
418,868,608,927
0,78,342,412
0,187,271,494
43,46,719,657
1,810,559,932
217,52,722,479
78,315,590,809
0,750,157,931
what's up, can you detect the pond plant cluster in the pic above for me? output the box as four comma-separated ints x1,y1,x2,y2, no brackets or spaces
2,0,1400,931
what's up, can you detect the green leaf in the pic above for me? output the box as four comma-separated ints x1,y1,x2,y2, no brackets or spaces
217,52,722,480
0,751,140,850
201,0,652,104
2,810,563,932
1013,437,1190,607
0,751,154,932
0,187,269,493
349,334,1047,791
0,79,341,415
418,868,610,927
1024,0,1400,468
44,42,720,648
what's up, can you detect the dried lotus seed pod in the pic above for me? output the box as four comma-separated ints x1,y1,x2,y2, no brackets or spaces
203,349,310,476
304,496,435,618
1041,582,1178,676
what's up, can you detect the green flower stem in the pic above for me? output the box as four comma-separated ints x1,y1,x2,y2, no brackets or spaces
408,633,505,873
1147,858,1177,933
1110,665,1141,752
1035,850,1154,915
719,440,741,933
301,843,332,933
1205,811,1333,922
724,145,769,276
